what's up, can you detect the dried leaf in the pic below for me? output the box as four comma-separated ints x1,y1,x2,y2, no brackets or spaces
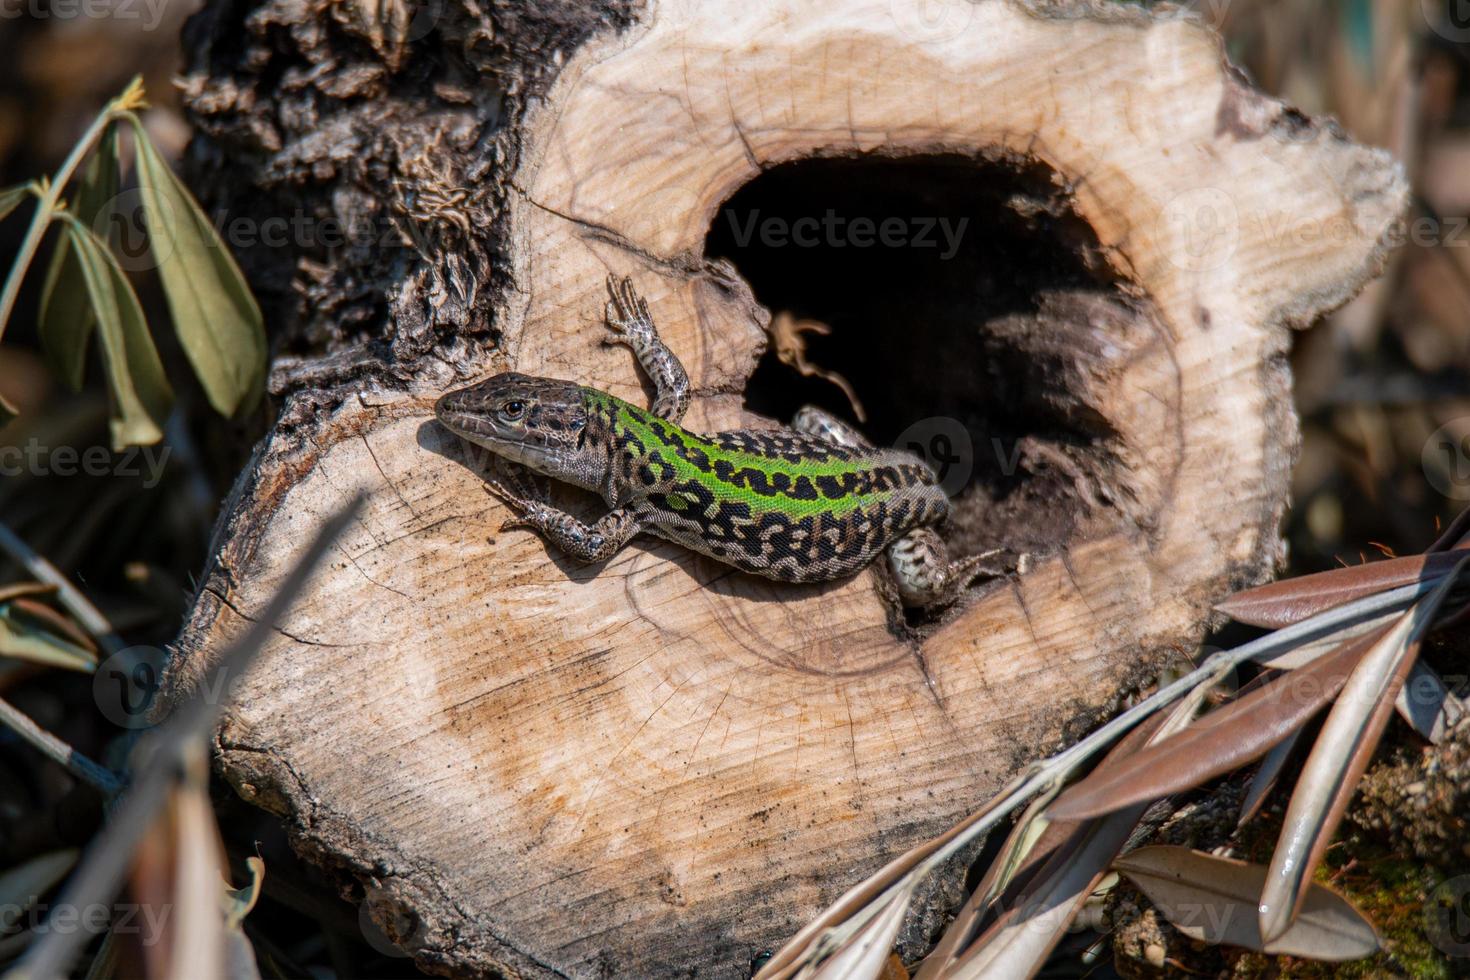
1396,659,1466,745
164,756,226,980
224,857,264,929
808,885,914,980
1226,550,1465,627
8,597,97,654
1047,627,1387,822
0,583,57,605
753,770,1033,980
1236,727,1303,827
9,498,362,980
1256,612,1395,669
1116,846,1378,960
0,604,97,672
127,115,265,418
1259,559,1467,942
39,125,119,390
916,710,1184,979
912,793,1057,980
944,805,1144,979
1215,549,1468,628
63,221,173,447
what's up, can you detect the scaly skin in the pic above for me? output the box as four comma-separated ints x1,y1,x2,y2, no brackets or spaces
435,276,987,606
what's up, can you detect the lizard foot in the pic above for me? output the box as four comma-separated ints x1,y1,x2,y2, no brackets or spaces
482,461,549,533
603,274,655,348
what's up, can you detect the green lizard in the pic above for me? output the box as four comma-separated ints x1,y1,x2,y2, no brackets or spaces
435,276,992,607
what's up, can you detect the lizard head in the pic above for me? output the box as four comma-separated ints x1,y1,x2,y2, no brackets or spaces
435,373,596,483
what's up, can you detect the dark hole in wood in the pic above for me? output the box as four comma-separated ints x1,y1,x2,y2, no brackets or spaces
704,153,1127,580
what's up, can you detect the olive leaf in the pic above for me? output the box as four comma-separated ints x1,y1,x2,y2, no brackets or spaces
127,115,265,418
39,125,120,391
62,219,173,447
0,604,97,672
1115,847,1378,960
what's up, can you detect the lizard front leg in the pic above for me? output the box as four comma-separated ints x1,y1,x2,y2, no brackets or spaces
603,275,691,424
485,463,646,564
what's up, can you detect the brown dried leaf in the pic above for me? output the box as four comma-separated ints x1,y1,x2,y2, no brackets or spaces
1215,549,1468,628
808,884,915,980
1046,627,1387,822
1116,846,1378,960
1259,558,1467,942
1236,727,1303,827
942,805,1143,979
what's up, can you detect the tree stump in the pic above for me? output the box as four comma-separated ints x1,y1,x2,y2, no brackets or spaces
161,0,1405,975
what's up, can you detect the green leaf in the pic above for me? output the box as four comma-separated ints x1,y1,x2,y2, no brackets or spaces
0,183,33,224
127,117,265,417
39,126,120,391
1,183,40,426
0,604,97,672
64,221,173,447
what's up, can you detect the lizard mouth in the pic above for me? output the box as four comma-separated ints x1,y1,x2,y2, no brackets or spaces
434,400,526,450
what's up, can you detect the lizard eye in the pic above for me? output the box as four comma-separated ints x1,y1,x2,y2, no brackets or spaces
501,400,525,420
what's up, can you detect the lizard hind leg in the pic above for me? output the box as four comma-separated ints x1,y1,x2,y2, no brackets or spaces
887,527,1002,609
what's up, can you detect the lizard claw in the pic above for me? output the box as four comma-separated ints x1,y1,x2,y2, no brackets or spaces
482,461,547,530
603,275,651,345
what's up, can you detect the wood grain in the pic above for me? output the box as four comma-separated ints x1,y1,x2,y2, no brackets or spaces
163,0,1405,975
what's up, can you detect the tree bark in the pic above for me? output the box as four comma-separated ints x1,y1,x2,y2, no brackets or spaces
161,0,1405,975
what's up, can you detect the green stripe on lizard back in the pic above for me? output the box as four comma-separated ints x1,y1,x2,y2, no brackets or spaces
583,387,948,582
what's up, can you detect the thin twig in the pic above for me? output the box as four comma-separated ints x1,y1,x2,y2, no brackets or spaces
0,696,121,795
0,520,124,656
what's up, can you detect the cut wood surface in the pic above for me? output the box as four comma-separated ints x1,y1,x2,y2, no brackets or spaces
161,0,1406,975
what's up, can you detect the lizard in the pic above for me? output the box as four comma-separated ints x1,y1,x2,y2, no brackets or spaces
434,276,994,608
